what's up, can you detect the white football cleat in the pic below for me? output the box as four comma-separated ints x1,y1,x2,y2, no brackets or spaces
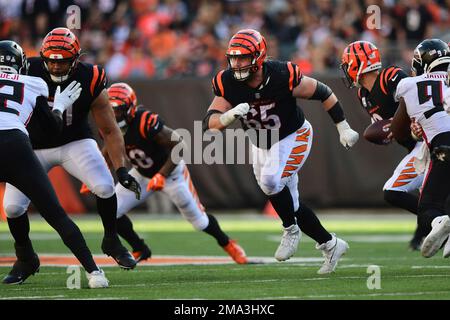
86,269,109,289
275,224,301,261
421,215,450,258
316,234,349,274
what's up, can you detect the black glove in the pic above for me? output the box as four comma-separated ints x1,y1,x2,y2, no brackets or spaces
116,167,141,200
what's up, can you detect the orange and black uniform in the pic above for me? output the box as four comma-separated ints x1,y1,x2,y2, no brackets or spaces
26,57,107,149
212,60,304,147
124,109,167,178
357,65,415,150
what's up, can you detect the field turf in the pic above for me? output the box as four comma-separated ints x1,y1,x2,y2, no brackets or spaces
1,212,450,301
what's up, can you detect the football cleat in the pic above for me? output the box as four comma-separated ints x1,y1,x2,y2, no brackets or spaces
101,237,137,270
316,234,349,274
223,240,248,264
443,236,450,258
421,215,450,258
132,244,152,263
275,224,301,261
409,234,424,252
86,269,109,289
2,253,40,285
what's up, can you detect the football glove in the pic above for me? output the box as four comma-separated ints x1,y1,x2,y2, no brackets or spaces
80,183,91,194
219,103,250,126
116,167,141,200
336,120,359,149
146,173,166,192
53,81,82,113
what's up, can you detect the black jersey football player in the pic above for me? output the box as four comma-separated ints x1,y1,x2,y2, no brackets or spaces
203,29,359,274
341,40,428,250
82,83,249,264
2,28,140,270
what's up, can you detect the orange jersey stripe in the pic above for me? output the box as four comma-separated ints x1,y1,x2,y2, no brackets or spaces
379,69,387,95
216,70,225,96
392,181,409,188
139,111,150,138
287,62,294,91
291,144,308,154
90,65,99,96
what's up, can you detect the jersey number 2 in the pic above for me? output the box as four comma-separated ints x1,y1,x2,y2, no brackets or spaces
416,80,445,119
0,79,24,115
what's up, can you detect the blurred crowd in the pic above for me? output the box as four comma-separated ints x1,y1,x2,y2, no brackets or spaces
1,0,450,80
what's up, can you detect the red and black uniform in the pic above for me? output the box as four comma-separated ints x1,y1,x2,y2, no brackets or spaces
212,60,304,148
357,65,415,150
124,108,167,178
26,57,107,149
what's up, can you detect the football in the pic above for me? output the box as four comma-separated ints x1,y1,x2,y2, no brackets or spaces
363,119,392,145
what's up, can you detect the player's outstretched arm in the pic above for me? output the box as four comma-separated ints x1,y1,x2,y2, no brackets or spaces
91,89,141,199
391,98,414,146
146,126,185,192
292,76,359,149
203,96,247,131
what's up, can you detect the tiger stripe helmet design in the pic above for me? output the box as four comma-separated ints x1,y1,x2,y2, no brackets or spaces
341,41,382,88
40,27,81,83
226,29,267,81
107,83,138,129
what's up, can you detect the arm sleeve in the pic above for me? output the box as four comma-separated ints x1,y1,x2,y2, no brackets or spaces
33,96,63,134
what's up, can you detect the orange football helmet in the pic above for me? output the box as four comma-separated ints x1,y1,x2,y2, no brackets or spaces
40,27,81,83
341,41,381,88
226,29,267,81
107,83,138,129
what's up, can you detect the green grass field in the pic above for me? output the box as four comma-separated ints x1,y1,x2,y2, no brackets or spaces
1,212,450,300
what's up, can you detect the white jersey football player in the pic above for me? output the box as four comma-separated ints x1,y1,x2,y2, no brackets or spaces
392,39,450,260
0,40,108,288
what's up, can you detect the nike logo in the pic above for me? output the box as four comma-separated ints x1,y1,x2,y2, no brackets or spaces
391,74,398,82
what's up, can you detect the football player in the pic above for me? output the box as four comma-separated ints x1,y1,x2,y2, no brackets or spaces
2,28,139,270
81,82,248,264
203,29,358,274
0,40,108,288
391,39,450,259
341,41,427,250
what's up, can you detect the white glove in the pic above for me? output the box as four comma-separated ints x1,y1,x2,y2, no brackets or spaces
219,102,250,127
336,120,359,149
53,80,82,113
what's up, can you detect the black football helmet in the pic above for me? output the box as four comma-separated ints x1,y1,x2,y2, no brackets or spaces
412,39,450,76
0,40,28,75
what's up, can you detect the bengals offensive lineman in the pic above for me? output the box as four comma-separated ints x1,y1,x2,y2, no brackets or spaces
203,29,358,274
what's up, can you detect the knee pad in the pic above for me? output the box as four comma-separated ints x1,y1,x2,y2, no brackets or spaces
4,204,27,219
92,184,115,199
189,215,209,231
259,175,283,196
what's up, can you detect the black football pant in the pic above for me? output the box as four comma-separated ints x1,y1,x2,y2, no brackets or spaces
417,132,450,229
0,129,98,273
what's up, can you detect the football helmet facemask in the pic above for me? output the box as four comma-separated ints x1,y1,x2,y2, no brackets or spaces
226,29,267,81
341,41,381,88
40,27,81,83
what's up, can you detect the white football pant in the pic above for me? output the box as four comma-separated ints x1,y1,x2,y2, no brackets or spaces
116,160,209,231
251,120,313,211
